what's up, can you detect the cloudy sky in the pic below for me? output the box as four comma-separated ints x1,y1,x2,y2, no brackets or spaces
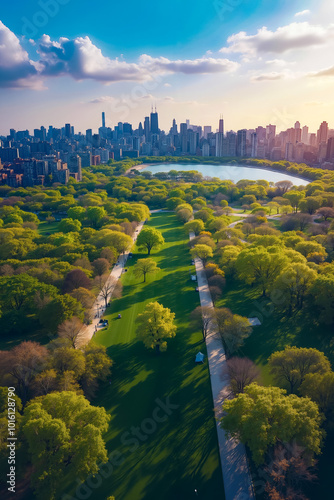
0,0,334,135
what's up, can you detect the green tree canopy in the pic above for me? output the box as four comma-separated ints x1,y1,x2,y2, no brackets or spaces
268,346,331,394
184,219,205,235
22,391,110,499
271,263,317,313
58,218,82,233
0,274,58,312
310,275,334,324
221,383,323,465
133,258,160,282
236,246,289,296
190,244,213,265
39,295,84,332
136,227,165,255
136,301,176,353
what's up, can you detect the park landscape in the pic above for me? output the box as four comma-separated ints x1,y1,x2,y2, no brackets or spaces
1,157,334,499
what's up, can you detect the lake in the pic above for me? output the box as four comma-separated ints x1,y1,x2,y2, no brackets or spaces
141,163,309,185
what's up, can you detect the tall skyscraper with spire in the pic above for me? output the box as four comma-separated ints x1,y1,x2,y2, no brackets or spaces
102,112,106,128
150,106,159,134
216,115,224,157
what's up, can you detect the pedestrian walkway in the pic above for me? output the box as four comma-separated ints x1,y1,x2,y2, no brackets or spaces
76,220,146,347
190,231,254,500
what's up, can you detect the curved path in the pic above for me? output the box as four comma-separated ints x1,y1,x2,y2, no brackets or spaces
190,231,254,500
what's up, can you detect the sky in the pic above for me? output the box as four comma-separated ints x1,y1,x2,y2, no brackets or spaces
1,0,334,135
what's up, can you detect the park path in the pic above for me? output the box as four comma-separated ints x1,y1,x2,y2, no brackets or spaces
190,231,255,500
75,220,146,347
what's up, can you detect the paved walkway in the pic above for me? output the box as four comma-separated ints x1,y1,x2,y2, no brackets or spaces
76,220,146,347
190,231,254,500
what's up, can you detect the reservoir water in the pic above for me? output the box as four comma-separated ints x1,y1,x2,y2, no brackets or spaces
141,163,309,185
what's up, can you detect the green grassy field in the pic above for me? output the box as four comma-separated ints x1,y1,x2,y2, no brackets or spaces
63,213,224,500
37,221,59,235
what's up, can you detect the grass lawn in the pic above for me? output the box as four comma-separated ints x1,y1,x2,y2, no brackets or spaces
215,280,334,499
63,213,224,500
37,221,59,235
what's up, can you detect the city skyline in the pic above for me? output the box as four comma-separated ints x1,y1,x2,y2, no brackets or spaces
1,0,334,134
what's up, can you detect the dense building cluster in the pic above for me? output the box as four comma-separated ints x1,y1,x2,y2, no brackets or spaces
1,110,333,187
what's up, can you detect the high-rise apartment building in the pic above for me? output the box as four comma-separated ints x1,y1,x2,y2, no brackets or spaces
317,121,329,145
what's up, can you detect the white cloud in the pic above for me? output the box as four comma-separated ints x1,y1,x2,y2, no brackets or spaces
0,21,41,88
89,96,119,104
37,35,146,83
266,59,289,66
295,10,311,17
138,54,239,74
220,22,334,55
310,66,334,77
251,72,287,82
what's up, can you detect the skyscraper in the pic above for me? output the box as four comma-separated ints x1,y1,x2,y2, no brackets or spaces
218,116,224,134
150,107,159,134
236,129,247,157
317,121,328,145
180,123,188,153
294,121,301,143
144,117,150,138
216,117,224,157
302,126,309,145
102,112,106,128
65,123,71,139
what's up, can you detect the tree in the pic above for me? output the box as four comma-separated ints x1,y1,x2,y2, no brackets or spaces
215,308,252,357
86,206,106,228
39,294,84,332
95,275,123,307
22,391,110,499
190,244,213,265
184,219,205,235
221,383,323,466
70,287,95,309
81,341,112,398
136,227,165,255
106,231,133,254
67,206,86,221
271,264,317,313
310,275,334,324
275,180,293,195
62,269,91,294
209,285,222,304
0,341,49,403
226,357,260,394
52,346,86,377
299,196,322,215
32,369,58,396
57,317,84,348
58,218,82,233
136,301,176,353
91,258,110,277
300,371,334,418
133,258,160,282
0,274,57,312
316,207,334,221
268,346,331,394
264,443,317,500
190,306,213,341
208,274,226,291
295,240,327,260
236,246,288,297
283,191,305,212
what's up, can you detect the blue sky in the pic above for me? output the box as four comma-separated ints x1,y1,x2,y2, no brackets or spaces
1,0,333,134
